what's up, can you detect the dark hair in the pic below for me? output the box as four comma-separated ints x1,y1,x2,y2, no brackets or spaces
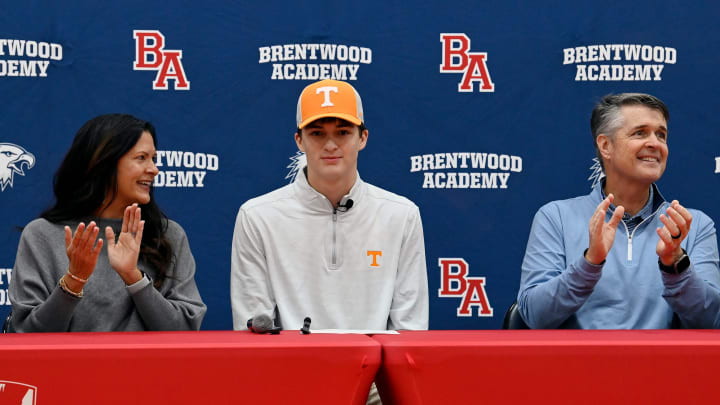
590,93,669,170
40,114,172,287
296,117,367,137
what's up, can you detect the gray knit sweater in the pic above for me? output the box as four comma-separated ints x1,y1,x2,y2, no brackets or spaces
9,217,206,332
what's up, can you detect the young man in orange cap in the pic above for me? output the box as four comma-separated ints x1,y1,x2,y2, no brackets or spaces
231,80,429,333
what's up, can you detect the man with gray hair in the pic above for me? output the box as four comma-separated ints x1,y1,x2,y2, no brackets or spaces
517,93,720,328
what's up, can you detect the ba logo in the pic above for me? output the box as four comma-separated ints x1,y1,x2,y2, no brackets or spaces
440,33,495,93
133,30,190,90
438,258,493,317
0,380,37,405
0,143,35,191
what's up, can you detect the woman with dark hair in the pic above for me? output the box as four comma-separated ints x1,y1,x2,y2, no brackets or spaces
9,114,206,332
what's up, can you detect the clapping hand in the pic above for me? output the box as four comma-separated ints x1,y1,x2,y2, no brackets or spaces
656,200,692,265
64,222,104,288
105,204,144,285
585,194,625,265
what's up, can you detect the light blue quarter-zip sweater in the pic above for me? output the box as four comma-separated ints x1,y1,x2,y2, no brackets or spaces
518,183,720,329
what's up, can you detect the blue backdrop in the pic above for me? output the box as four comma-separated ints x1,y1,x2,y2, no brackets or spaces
2,1,719,330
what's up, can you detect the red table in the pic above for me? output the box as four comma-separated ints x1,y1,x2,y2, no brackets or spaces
373,330,720,405
0,331,380,405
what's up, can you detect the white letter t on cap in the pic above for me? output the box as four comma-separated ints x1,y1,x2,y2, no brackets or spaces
316,86,338,107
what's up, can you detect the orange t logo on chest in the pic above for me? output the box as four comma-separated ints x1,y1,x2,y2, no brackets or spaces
367,250,382,267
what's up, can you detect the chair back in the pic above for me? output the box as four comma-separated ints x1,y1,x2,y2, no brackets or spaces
502,301,529,329
2,310,13,333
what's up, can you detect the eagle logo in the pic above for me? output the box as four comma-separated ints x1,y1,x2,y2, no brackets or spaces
588,157,605,189
285,151,306,183
0,143,35,191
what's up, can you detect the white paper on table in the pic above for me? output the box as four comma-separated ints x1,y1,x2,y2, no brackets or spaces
310,329,400,334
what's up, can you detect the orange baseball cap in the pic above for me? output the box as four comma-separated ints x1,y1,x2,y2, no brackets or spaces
296,79,364,129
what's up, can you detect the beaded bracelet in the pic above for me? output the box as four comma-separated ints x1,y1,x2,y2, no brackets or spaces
66,271,88,284
59,277,83,298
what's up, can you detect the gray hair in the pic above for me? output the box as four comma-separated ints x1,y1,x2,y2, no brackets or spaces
590,93,669,169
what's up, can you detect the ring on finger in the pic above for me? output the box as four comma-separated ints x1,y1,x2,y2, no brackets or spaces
671,230,682,239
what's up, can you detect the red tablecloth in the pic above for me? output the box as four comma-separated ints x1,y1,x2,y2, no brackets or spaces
0,331,380,405
373,330,720,405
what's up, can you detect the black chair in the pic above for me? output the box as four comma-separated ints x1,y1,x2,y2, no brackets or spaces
2,310,13,333
502,301,529,329
670,312,682,329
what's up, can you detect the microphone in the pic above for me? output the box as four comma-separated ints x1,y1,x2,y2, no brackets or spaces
300,317,311,334
247,314,281,334
337,199,354,212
